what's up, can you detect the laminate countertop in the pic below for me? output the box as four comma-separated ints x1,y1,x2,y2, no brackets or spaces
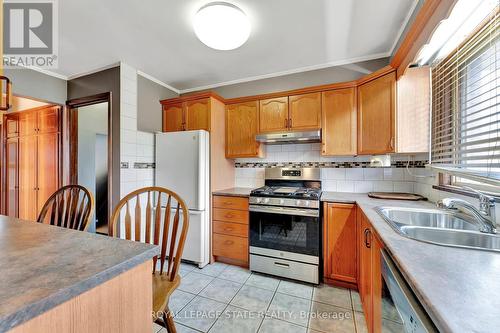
212,187,253,197
0,216,158,332
321,191,500,333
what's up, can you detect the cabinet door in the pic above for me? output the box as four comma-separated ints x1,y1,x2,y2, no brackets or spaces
6,138,19,217
226,101,261,158
186,99,210,131
38,106,60,134
372,234,384,333
289,92,321,130
358,211,373,333
37,133,59,215
358,72,396,155
6,117,19,138
259,97,288,133
18,135,38,221
323,203,357,286
322,88,357,156
19,111,37,137
162,103,184,132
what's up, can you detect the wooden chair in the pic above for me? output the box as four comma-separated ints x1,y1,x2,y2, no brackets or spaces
37,185,94,231
110,187,189,333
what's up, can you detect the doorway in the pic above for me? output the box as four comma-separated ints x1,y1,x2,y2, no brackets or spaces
67,93,112,235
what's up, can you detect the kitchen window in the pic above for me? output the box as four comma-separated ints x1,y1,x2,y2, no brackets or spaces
431,6,499,192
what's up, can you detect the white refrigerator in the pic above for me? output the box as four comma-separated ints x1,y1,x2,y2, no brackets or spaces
155,130,210,268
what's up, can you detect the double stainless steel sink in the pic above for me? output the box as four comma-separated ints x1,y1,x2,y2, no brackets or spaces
376,207,500,253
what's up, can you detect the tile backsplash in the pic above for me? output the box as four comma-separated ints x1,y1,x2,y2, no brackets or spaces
234,143,429,193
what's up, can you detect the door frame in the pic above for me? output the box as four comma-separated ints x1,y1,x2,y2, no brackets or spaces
66,92,112,233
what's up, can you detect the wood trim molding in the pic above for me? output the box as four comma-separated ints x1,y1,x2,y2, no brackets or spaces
390,0,457,77
355,65,395,86
160,91,225,106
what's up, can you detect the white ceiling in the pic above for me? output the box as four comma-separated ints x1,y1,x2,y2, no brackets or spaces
57,0,417,91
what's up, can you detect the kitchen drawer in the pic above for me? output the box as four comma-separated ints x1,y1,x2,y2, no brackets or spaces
213,233,248,262
213,221,248,238
213,208,248,224
213,195,248,210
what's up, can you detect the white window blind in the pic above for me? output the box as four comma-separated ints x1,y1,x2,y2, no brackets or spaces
431,7,500,182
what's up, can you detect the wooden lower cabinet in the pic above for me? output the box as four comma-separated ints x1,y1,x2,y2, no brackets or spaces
323,203,357,288
358,207,384,333
212,195,249,266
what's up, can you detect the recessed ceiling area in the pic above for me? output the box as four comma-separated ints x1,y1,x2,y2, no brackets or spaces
58,0,417,91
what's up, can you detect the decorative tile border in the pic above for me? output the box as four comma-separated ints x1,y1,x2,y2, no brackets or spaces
120,162,155,169
134,162,155,169
235,160,428,169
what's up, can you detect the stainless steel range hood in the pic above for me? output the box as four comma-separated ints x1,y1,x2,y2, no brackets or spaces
256,130,321,144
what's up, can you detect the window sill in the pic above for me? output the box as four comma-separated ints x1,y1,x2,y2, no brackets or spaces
432,185,500,202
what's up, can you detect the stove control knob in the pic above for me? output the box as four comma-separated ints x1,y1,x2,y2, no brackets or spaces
296,200,302,206
279,199,285,205
305,201,310,207
255,198,262,204
263,198,270,204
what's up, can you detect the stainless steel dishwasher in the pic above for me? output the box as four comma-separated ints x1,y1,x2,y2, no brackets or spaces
380,250,437,333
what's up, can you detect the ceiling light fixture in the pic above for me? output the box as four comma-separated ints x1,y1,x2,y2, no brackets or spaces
193,2,251,51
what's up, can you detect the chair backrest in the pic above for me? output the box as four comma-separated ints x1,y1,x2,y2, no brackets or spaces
37,185,94,231
110,187,189,281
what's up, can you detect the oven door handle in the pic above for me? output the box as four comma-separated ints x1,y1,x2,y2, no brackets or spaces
249,205,319,217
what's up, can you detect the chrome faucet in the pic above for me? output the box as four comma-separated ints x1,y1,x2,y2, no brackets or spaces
437,187,497,234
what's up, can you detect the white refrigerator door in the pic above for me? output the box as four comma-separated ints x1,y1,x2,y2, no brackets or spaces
155,130,209,211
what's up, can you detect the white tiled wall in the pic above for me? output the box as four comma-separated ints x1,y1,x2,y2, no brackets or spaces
235,143,428,193
120,63,155,198
235,166,419,193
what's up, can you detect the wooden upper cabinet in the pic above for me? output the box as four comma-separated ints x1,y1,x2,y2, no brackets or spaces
357,72,396,155
323,203,357,288
162,103,184,132
19,111,37,136
259,97,288,133
288,92,321,130
321,88,357,156
397,66,430,153
185,99,210,131
38,107,60,134
226,101,262,158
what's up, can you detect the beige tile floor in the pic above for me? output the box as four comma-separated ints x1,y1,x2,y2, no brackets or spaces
153,262,368,333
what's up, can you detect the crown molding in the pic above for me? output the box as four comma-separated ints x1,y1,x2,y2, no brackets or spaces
66,62,121,80
178,52,391,94
12,65,68,80
137,71,180,94
389,0,421,55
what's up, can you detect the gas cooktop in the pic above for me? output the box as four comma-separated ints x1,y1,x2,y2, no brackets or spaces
250,185,321,199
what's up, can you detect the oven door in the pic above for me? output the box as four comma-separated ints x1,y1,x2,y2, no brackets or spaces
249,205,320,257
381,251,437,333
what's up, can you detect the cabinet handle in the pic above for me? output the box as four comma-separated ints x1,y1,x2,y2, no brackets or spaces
224,240,234,245
364,228,371,248
225,213,234,218
389,137,394,150
284,118,288,128
289,118,292,128
224,227,233,232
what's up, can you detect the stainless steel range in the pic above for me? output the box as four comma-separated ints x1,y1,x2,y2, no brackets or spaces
249,167,321,284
